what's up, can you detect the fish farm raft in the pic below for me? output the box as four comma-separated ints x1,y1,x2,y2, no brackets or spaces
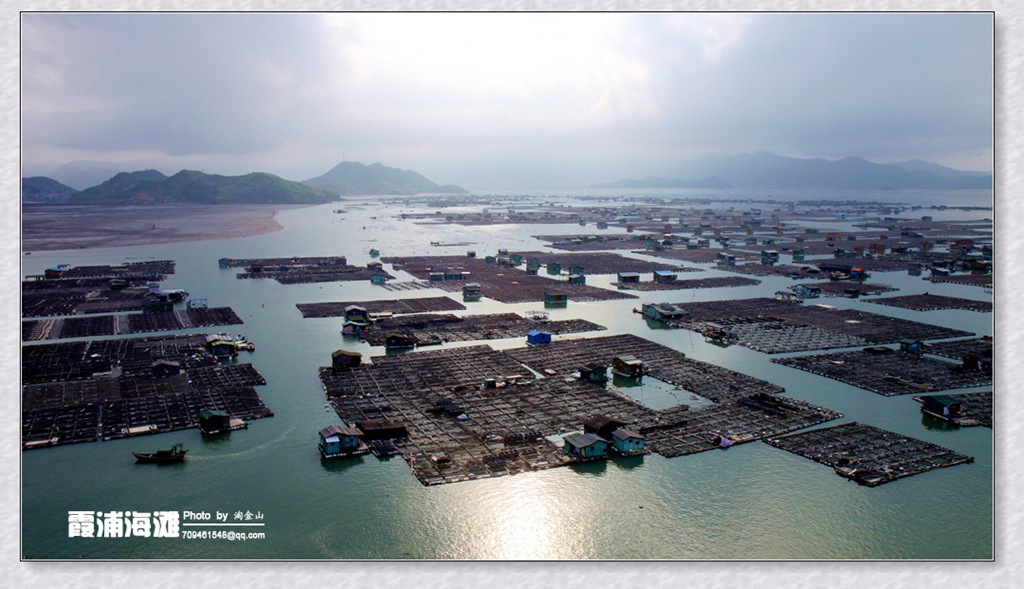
23,195,993,503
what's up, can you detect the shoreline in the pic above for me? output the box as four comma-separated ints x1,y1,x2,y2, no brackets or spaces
21,203,313,252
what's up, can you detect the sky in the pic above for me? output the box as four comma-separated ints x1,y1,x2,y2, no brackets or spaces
21,11,993,189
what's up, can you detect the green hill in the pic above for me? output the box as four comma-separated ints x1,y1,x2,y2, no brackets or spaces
71,169,337,204
303,161,467,195
22,176,79,201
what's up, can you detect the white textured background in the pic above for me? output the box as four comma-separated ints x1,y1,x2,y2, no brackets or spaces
4,1,1017,587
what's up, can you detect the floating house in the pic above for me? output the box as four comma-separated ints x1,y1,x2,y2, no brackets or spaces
775,290,802,303
716,252,737,266
578,363,608,383
568,273,586,285
384,333,417,350
370,274,388,285
792,249,806,262
150,359,182,378
462,282,483,301
920,395,963,422
526,330,552,346
653,270,677,283
963,351,993,373
44,264,71,279
344,305,370,324
198,409,245,435
355,419,409,441
899,339,925,354
163,289,189,302
142,297,174,313
547,262,562,275
544,291,568,307
187,297,208,309
583,416,625,440
318,425,368,458
617,272,641,283
563,433,608,461
205,334,237,358
612,355,643,378
331,349,362,369
641,303,687,322
760,250,780,266
610,428,646,456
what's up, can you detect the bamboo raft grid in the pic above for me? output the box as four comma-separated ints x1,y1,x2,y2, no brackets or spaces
222,255,392,284
913,392,992,428
796,281,899,297
698,320,870,354
378,281,434,292
257,268,394,285
355,313,606,346
923,337,992,362
22,363,273,448
22,334,221,386
636,248,761,264
657,297,972,354
381,255,638,304
296,296,466,318
772,349,992,396
322,346,584,485
867,293,992,312
763,421,974,487
220,256,348,268
22,307,243,341
927,274,992,289
319,336,847,485
615,276,761,291
639,394,844,458
508,251,681,275
57,260,175,280
719,264,826,278
505,334,785,403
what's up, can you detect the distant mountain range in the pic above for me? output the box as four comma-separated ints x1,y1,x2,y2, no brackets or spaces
22,176,78,201
302,161,467,196
24,161,467,204
594,152,992,190
65,169,335,205
24,153,991,203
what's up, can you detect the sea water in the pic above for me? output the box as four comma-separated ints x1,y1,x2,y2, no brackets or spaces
20,189,993,560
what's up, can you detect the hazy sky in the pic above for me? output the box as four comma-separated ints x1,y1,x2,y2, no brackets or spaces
21,12,993,188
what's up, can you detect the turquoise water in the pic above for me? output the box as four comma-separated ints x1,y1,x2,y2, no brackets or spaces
20,190,993,560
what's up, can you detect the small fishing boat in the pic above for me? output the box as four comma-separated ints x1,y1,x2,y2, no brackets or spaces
133,443,188,464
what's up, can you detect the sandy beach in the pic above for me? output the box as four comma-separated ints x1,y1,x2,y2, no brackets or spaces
21,203,311,251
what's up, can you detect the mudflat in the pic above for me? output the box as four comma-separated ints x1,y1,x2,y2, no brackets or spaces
22,203,308,251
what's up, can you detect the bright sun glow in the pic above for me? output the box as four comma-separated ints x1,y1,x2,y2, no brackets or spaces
322,13,658,125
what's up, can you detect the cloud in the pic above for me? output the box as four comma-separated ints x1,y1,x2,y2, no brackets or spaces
21,12,993,185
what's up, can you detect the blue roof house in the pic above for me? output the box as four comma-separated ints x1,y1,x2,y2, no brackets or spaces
563,433,608,461
526,330,552,345
610,428,646,456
